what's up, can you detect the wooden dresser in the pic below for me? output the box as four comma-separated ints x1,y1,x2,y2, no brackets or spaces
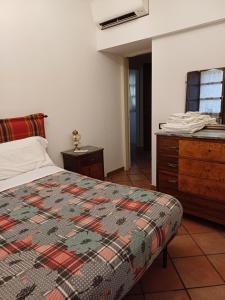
156,130,225,225
61,146,104,181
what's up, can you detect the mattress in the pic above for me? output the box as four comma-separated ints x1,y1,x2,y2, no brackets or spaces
0,168,183,300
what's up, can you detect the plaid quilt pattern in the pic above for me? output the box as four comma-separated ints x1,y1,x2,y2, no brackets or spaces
0,113,46,143
0,171,183,300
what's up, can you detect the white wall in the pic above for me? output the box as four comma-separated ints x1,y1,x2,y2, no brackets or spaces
93,0,225,51
91,0,225,184
0,0,124,174
151,22,225,184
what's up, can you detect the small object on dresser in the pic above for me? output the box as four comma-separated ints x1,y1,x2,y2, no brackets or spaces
72,129,81,152
61,146,104,180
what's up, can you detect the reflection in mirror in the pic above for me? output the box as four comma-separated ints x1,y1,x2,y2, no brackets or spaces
186,68,225,124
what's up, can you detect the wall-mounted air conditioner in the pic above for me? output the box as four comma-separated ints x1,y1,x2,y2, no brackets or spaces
91,0,149,30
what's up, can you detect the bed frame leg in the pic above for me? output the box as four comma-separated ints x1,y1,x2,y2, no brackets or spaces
163,246,168,268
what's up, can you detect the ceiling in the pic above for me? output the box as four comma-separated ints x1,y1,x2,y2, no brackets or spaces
101,37,152,57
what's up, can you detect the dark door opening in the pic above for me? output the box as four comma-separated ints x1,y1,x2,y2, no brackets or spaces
128,53,152,181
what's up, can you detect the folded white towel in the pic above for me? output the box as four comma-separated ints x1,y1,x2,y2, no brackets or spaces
161,112,217,133
170,112,202,119
162,123,206,133
168,116,198,124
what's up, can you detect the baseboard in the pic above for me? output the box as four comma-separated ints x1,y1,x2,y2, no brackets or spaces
150,185,157,191
107,167,125,177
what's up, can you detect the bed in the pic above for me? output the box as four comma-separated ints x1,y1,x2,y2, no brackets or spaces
0,114,183,300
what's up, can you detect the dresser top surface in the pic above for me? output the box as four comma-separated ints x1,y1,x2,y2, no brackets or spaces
156,129,225,140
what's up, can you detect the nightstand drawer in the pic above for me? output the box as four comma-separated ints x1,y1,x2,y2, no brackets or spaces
80,163,103,180
81,152,102,166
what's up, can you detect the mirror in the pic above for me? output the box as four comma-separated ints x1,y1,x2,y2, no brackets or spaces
186,68,225,124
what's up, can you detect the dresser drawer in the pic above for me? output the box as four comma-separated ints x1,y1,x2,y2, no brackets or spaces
158,136,179,157
179,193,225,225
179,140,225,163
179,158,225,181
179,174,225,203
158,156,178,173
158,171,178,191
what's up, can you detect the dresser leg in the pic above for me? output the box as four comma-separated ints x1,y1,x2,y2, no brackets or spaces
163,246,168,268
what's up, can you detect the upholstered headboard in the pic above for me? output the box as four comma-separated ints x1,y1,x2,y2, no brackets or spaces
0,113,47,143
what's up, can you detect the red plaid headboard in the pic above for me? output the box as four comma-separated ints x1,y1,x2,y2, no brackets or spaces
0,113,46,143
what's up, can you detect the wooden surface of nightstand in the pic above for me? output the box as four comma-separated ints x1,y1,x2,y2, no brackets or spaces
61,146,104,180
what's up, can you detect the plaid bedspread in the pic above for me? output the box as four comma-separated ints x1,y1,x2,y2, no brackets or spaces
0,171,182,300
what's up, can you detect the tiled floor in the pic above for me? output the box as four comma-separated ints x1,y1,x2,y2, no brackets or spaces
107,167,154,190
106,166,225,300
106,148,153,190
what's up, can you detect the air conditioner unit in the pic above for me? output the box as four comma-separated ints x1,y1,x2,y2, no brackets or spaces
91,0,149,30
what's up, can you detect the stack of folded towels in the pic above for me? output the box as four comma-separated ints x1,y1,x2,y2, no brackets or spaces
161,112,217,133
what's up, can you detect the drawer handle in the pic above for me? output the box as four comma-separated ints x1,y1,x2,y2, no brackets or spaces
167,163,177,168
167,179,177,184
168,146,178,150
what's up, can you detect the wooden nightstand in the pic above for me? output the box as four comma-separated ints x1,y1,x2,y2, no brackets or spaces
61,146,104,180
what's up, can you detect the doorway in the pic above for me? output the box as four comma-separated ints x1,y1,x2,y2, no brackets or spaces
128,53,152,181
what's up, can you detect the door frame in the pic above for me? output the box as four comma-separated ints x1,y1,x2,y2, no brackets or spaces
122,57,131,171
122,52,152,171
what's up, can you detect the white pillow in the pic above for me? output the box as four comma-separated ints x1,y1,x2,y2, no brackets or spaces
0,136,54,181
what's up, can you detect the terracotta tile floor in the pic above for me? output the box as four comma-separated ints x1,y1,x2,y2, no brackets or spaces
106,167,225,300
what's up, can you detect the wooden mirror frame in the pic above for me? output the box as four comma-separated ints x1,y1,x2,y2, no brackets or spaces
186,67,225,125
205,124,225,130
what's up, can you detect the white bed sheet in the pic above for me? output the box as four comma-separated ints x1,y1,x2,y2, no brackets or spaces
0,165,63,192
